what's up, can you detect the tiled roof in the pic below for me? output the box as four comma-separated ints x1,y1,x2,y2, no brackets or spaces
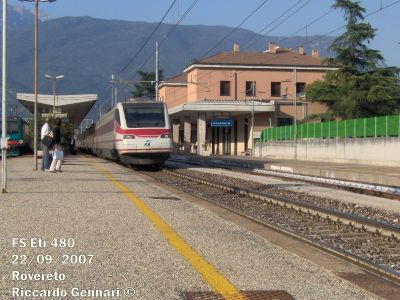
163,48,330,87
194,51,324,67
163,73,188,84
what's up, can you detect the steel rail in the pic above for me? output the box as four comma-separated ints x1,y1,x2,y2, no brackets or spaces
168,158,400,199
162,169,400,239
139,168,400,286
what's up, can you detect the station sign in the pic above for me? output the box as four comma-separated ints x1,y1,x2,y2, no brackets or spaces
211,119,233,127
41,113,68,118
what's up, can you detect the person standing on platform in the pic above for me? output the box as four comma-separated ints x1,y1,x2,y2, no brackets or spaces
40,117,51,171
50,118,63,173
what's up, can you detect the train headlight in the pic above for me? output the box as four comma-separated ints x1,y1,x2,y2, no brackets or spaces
123,135,136,139
160,134,171,138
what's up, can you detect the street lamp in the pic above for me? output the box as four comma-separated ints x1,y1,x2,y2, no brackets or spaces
19,0,57,171
45,74,64,115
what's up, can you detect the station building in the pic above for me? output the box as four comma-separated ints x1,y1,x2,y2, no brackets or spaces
159,42,337,156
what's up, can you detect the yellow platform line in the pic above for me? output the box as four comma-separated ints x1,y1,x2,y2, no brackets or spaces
89,159,246,300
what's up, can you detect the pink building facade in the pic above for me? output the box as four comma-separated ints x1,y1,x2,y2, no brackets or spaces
159,42,336,156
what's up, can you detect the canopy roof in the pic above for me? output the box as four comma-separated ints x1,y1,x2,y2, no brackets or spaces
17,93,97,126
168,99,275,118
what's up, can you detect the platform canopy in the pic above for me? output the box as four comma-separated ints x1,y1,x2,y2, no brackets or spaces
168,99,275,118
17,93,97,127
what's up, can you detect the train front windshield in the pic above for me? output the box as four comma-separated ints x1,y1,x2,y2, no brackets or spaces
124,104,165,128
0,120,19,134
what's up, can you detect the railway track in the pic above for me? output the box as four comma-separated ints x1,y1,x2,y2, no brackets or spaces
139,167,400,285
168,157,400,200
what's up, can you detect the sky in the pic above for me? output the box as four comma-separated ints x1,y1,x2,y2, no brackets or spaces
9,0,400,66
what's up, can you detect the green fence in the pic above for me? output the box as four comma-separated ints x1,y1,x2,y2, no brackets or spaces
261,115,400,142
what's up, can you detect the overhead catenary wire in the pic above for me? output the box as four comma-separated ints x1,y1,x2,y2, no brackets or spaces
117,0,177,75
242,0,306,50
164,0,314,99
136,0,200,72
302,0,400,48
163,0,400,105
276,8,335,45
141,0,306,92
201,0,271,59
140,0,271,74
243,0,314,50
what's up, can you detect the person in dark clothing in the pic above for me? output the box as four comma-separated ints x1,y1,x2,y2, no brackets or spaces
69,136,76,155
50,118,63,172
40,117,51,170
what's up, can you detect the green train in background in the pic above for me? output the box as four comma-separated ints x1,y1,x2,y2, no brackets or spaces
0,117,31,157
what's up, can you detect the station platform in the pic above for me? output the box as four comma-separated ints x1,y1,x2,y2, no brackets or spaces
171,154,400,187
0,155,389,299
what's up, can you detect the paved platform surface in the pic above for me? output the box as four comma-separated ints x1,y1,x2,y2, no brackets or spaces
171,154,400,187
0,156,381,299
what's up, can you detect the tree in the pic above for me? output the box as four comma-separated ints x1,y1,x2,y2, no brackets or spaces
132,70,164,99
305,0,400,119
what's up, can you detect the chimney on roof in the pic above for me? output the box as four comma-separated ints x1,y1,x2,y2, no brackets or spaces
312,48,320,57
233,43,240,53
268,42,277,54
299,45,305,55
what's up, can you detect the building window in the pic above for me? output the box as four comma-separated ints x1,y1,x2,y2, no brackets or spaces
220,81,231,96
296,82,306,97
271,82,281,97
245,81,256,97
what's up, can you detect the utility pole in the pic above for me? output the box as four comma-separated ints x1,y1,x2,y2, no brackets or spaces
111,85,114,107
19,0,57,170
33,0,39,170
1,0,8,193
114,85,118,106
294,66,298,160
155,41,159,101
251,82,255,156
111,74,119,107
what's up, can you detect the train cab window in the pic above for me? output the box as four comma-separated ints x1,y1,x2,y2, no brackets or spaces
123,104,165,128
8,121,19,134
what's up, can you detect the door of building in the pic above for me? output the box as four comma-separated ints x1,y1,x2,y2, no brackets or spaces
234,120,238,155
244,119,249,151
223,127,231,155
212,127,215,154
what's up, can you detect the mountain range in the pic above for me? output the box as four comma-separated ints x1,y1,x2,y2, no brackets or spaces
3,4,335,122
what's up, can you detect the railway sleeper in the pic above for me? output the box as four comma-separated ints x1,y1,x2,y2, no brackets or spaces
164,170,400,239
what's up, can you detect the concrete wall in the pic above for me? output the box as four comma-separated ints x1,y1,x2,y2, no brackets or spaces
255,138,400,167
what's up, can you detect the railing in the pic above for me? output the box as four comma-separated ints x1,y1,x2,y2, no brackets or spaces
261,115,400,142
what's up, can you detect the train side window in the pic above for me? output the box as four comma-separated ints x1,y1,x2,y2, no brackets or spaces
115,110,121,125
